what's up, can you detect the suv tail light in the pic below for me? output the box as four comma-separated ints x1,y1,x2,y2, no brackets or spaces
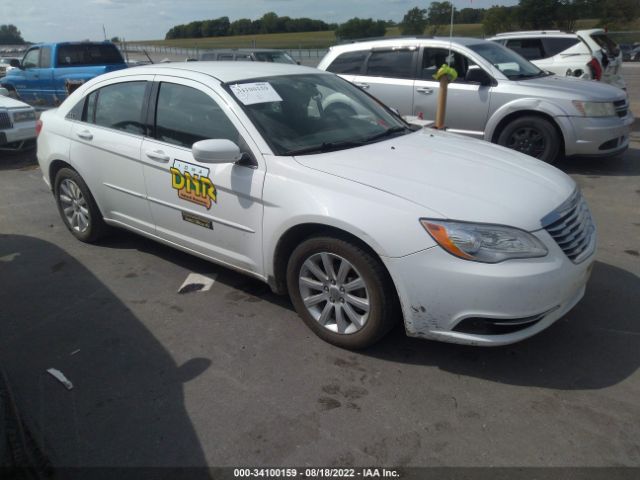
35,119,43,136
587,57,602,81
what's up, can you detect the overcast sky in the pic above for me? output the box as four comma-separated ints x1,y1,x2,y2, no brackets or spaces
1,0,518,42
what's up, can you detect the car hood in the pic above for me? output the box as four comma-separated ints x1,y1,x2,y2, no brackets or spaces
512,74,627,102
294,129,575,231
0,95,32,109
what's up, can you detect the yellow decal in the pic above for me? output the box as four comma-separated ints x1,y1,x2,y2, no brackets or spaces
171,160,217,209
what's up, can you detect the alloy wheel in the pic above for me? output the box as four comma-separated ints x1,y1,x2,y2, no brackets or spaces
298,252,370,334
59,179,90,233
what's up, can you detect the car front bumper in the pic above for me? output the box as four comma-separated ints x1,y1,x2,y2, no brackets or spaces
561,112,634,157
383,230,596,346
0,120,37,146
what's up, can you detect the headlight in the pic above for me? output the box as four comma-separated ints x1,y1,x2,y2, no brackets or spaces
420,219,548,263
12,110,36,123
572,101,616,117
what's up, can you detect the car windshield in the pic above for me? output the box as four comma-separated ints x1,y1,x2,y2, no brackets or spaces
225,73,412,156
254,51,297,64
468,42,545,80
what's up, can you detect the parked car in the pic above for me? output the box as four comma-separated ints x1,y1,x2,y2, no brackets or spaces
489,30,625,90
37,62,596,348
629,45,640,62
0,41,128,106
317,37,633,164
198,49,297,64
0,57,20,78
0,90,37,151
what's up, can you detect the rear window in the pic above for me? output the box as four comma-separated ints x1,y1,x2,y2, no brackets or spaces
366,49,415,79
504,38,545,60
326,51,367,74
541,37,581,57
56,44,124,67
591,33,620,56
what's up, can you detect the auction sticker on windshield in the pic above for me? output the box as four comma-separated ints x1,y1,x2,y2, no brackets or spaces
230,82,282,105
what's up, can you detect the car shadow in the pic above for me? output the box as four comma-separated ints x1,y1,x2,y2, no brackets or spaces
94,229,639,391
0,148,37,172
365,260,640,390
96,228,293,311
555,144,640,177
0,234,211,474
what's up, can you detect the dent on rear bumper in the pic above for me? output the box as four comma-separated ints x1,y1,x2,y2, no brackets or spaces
383,232,596,346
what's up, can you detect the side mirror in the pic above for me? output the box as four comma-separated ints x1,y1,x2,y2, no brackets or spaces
9,59,21,68
465,67,492,86
192,139,243,164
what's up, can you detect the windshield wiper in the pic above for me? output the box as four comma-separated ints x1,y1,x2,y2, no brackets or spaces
361,126,410,144
284,140,365,156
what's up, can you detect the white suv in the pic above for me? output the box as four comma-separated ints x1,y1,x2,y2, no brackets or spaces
490,29,625,90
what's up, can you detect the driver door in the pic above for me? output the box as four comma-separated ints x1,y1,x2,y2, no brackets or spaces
413,47,491,138
141,78,266,275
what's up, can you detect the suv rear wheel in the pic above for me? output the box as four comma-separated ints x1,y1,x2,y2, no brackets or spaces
497,115,561,164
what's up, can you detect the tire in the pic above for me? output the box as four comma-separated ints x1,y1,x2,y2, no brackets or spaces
54,167,108,243
497,115,561,164
286,236,397,349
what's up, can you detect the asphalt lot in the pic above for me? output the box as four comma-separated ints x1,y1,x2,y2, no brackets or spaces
1,68,639,470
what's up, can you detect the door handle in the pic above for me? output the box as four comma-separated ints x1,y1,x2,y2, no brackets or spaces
354,82,370,90
416,87,434,95
76,130,93,140
145,150,170,163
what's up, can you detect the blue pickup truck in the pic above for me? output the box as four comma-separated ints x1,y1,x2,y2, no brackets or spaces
1,41,128,106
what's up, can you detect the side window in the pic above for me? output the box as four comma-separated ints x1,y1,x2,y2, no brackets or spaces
235,54,252,61
155,83,239,149
421,48,475,81
542,38,580,58
365,50,415,79
22,48,40,69
326,51,367,74
505,39,545,60
40,47,52,68
218,54,233,60
88,81,147,135
65,97,85,121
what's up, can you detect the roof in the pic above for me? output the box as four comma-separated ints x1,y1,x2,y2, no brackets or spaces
131,61,325,83
329,36,488,52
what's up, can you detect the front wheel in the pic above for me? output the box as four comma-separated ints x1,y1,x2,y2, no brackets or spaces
286,236,397,349
497,116,561,164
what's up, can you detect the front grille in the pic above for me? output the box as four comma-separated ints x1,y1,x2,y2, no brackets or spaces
0,111,11,130
541,191,595,263
614,99,628,117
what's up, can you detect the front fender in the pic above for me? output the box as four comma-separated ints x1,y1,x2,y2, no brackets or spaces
485,98,575,153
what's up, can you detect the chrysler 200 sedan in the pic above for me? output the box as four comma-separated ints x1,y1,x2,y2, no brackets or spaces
37,63,596,349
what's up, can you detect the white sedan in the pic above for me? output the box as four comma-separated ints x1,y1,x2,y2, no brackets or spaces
36,62,596,349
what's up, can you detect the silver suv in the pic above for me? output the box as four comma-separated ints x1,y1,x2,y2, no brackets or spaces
317,37,633,163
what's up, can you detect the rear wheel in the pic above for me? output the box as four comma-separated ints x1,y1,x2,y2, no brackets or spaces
497,116,561,164
54,168,108,243
286,236,397,349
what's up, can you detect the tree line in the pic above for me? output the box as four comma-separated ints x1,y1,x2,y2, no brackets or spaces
0,24,25,44
482,0,639,35
166,13,334,39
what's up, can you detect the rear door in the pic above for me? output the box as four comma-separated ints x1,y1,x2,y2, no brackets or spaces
140,77,266,275
413,47,491,138
353,47,417,115
68,75,155,234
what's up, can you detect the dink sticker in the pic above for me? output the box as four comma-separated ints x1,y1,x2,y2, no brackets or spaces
170,159,217,209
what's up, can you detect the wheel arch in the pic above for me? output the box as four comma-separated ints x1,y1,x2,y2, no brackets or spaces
270,222,397,301
489,110,566,157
